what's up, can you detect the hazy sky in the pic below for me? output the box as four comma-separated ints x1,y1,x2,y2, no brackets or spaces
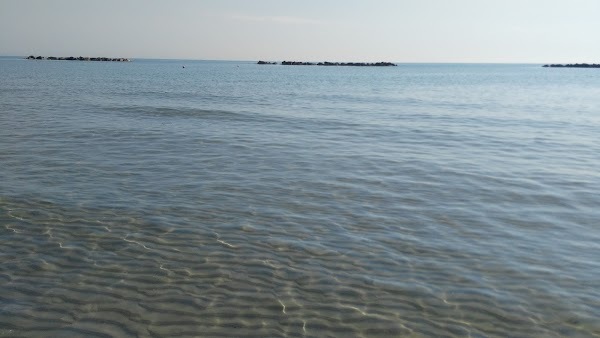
1,0,599,63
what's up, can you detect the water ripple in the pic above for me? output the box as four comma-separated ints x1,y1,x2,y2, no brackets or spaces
1,61,600,337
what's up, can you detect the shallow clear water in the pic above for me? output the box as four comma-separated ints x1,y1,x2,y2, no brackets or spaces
1,57,599,337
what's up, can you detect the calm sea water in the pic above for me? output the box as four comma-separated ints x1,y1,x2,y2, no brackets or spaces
1,56,599,337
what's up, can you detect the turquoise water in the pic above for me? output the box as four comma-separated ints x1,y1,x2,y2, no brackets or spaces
1,57,599,337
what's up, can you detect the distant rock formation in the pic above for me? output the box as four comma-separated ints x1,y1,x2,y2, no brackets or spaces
282,61,396,67
282,61,316,66
543,63,600,68
258,60,396,67
25,55,130,62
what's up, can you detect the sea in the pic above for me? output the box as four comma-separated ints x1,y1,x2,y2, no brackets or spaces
1,56,599,337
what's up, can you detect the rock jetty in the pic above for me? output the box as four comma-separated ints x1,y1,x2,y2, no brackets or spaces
543,63,600,68
25,55,130,62
257,60,396,67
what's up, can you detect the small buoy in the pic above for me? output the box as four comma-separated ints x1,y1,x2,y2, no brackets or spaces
182,66,185,68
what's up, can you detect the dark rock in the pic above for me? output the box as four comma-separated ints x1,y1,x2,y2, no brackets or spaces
26,55,131,62
543,63,600,68
278,60,396,67
282,61,316,65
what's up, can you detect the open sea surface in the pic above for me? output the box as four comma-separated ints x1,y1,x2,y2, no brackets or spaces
1,57,599,337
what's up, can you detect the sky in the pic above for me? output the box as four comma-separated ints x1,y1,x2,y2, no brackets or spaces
1,0,599,63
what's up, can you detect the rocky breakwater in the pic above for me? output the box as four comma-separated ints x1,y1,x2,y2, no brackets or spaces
25,55,130,62
543,63,600,68
257,60,396,67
